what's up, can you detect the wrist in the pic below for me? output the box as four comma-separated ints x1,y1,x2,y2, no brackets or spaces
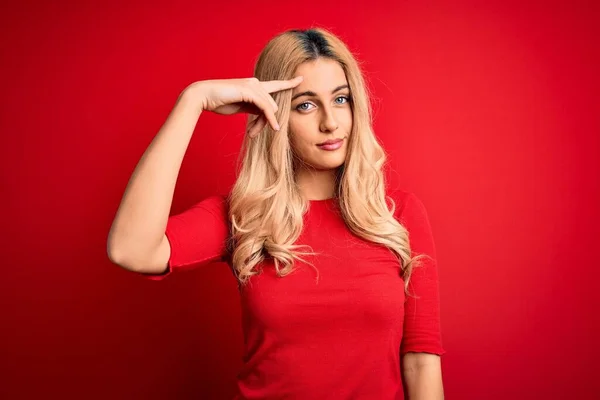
179,82,207,113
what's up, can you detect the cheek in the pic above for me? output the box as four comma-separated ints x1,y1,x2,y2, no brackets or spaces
288,121,311,146
342,108,354,130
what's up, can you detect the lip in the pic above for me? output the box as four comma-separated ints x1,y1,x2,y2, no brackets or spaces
317,138,344,151
317,138,344,146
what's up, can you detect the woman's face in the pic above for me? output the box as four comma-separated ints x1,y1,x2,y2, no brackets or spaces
288,58,353,171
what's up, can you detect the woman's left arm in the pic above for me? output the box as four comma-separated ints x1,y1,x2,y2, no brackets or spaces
402,352,444,400
395,191,446,399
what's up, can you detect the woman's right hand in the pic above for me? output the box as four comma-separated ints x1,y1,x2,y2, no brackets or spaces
185,76,304,138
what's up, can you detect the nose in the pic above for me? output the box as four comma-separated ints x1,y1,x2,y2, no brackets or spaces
319,106,339,133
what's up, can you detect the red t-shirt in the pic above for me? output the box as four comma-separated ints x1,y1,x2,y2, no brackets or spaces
144,189,445,399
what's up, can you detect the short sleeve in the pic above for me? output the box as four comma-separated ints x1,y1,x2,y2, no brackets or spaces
392,190,446,356
143,194,230,280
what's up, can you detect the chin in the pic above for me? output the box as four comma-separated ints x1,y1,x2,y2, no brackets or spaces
294,149,347,171
311,159,346,170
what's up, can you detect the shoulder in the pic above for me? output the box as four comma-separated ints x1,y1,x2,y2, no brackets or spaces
387,188,429,223
388,189,436,253
195,192,229,209
387,188,436,256
172,193,230,222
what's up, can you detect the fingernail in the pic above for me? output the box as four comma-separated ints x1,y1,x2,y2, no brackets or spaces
275,123,280,131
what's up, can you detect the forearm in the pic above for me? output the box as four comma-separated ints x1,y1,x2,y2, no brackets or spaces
402,353,444,400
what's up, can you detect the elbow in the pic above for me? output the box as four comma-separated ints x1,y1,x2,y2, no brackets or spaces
107,244,136,272
106,226,141,271
106,234,140,272
107,233,169,275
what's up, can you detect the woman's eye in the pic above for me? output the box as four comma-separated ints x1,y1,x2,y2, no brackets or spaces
296,102,313,111
295,96,351,112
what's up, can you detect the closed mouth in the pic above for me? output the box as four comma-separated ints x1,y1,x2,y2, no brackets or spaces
317,138,344,146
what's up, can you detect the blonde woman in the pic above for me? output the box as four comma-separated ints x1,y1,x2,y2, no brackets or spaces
108,28,445,400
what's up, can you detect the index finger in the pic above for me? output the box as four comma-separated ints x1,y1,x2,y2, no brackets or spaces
261,76,304,94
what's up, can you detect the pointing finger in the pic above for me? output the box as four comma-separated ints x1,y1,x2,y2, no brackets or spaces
261,76,304,94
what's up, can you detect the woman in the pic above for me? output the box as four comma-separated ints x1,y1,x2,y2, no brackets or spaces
108,27,445,400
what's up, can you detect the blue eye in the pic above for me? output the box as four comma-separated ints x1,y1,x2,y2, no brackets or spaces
297,102,313,111
295,96,351,112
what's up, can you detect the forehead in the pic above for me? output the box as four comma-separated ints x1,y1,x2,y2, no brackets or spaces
292,58,348,93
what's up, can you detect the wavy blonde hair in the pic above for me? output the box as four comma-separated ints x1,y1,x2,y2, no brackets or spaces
228,27,428,294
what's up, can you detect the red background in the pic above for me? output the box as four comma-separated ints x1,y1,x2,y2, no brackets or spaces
1,1,598,399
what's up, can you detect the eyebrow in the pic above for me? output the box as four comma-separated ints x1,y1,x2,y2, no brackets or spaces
291,84,350,101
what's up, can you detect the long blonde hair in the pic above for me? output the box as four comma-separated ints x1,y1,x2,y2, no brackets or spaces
228,27,428,293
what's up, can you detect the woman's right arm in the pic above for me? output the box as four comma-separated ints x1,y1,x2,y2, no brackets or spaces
106,86,205,274
106,76,304,275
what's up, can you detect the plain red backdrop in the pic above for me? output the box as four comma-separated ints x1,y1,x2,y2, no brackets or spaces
1,0,598,399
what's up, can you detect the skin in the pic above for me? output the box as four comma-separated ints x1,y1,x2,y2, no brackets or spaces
289,58,353,201
403,352,444,399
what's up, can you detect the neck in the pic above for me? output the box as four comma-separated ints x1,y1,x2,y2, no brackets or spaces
295,166,339,201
